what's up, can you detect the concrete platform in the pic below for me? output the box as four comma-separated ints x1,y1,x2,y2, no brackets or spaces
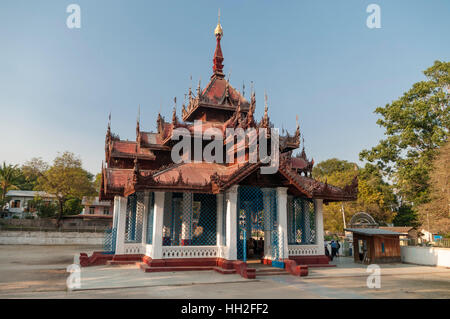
1,246,449,299
73,264,254,291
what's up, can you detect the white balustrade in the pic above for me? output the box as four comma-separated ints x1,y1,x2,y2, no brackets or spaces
123,243,144,254
161,246,220,259
288,245,319,256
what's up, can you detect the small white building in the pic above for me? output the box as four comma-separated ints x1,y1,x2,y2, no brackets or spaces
4,190,55,218
81,197,113,217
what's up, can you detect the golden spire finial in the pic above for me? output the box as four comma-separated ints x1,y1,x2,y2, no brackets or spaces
214,9,223,37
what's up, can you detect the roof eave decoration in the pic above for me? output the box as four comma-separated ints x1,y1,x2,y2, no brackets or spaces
311,175,358,202
279,154,358,202
99,162,107,201
210,162,262,194
278,159,314,198
123,162,213,197
280,118,300,152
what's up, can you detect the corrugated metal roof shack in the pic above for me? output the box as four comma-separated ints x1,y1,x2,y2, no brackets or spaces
345,228,402,264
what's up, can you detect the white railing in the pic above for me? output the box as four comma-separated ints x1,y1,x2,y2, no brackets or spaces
123,243,144,254
288,245,319,256
162,246,219,259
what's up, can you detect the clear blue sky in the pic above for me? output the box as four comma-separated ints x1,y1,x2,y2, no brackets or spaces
0,0,449,174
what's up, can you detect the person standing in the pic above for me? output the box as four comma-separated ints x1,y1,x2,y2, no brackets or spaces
324,242,330,259
331,240,337,260
336,240,341,257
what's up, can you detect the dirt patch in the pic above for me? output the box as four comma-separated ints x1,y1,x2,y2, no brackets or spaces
0,268,68,294
11,256,74,266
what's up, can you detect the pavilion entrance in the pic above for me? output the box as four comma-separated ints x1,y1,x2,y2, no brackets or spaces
237,186,280,263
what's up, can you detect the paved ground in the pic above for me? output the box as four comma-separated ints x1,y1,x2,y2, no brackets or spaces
0,245,449,298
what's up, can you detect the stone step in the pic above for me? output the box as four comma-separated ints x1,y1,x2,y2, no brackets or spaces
255,271,289,276
253,267,288,276
306,264,336,268
255,267,286,273
112,254,143,261
138,263,236,274
107,260,140,266
212,267,236,275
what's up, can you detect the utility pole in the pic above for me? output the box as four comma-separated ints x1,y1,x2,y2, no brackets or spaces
341,204,346,230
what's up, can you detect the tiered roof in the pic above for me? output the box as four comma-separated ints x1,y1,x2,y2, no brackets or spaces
99,16,357,203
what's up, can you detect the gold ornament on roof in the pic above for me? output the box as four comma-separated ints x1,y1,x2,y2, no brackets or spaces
214,9,223,37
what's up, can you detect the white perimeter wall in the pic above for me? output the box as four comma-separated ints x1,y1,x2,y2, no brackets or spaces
401,246,450,267
0,231,103,245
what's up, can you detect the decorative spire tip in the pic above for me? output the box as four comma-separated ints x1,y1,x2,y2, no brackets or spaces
215,9,223,37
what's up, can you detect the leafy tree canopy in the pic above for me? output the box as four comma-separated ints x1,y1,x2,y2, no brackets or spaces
393,204,419,227
418,137,450,233
0,162,21,202
17,157,49,190
94,173,102,194
28,196,58,218
360,61,450,206
36,152,96,221
64,197,83,216
313,158,396,233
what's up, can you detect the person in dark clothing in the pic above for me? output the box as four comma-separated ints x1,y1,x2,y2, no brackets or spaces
251,238,257,257
336,241,341,257
324,243,330,259
330,240,337,260
257,237,264,256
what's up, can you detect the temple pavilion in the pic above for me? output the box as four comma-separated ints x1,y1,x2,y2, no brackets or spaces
81,16,358,278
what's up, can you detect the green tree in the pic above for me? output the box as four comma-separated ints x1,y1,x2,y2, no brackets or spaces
360,61,450,207
418,138,450,232
36,152,96,222
28,196,58,218
63,197,83,215
19,158,49,190
313,158,396,233
0,162,21,202
93,173,102,194
393,204,419,227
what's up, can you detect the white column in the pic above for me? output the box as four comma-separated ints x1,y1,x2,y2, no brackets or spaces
261,188,272,259
115,196,128,254
181,192,193,244
216,193,224,247
112,196,120,229
315,199,325,255
141,191,150,244
151,192,165,259
225,185,238,260
277,187,289,260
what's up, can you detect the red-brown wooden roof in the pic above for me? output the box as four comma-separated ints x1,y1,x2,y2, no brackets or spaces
202,76,249,108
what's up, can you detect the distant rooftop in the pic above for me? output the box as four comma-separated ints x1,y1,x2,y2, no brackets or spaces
5,190,55,198
345,228,403,236
379,226,414,235
82,196,112,206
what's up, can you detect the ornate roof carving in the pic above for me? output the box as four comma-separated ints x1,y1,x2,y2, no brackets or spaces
99,15,358,204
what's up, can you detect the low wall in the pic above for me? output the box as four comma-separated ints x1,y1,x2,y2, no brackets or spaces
0,217,111,232
0,231,104,245
401,246,450,267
